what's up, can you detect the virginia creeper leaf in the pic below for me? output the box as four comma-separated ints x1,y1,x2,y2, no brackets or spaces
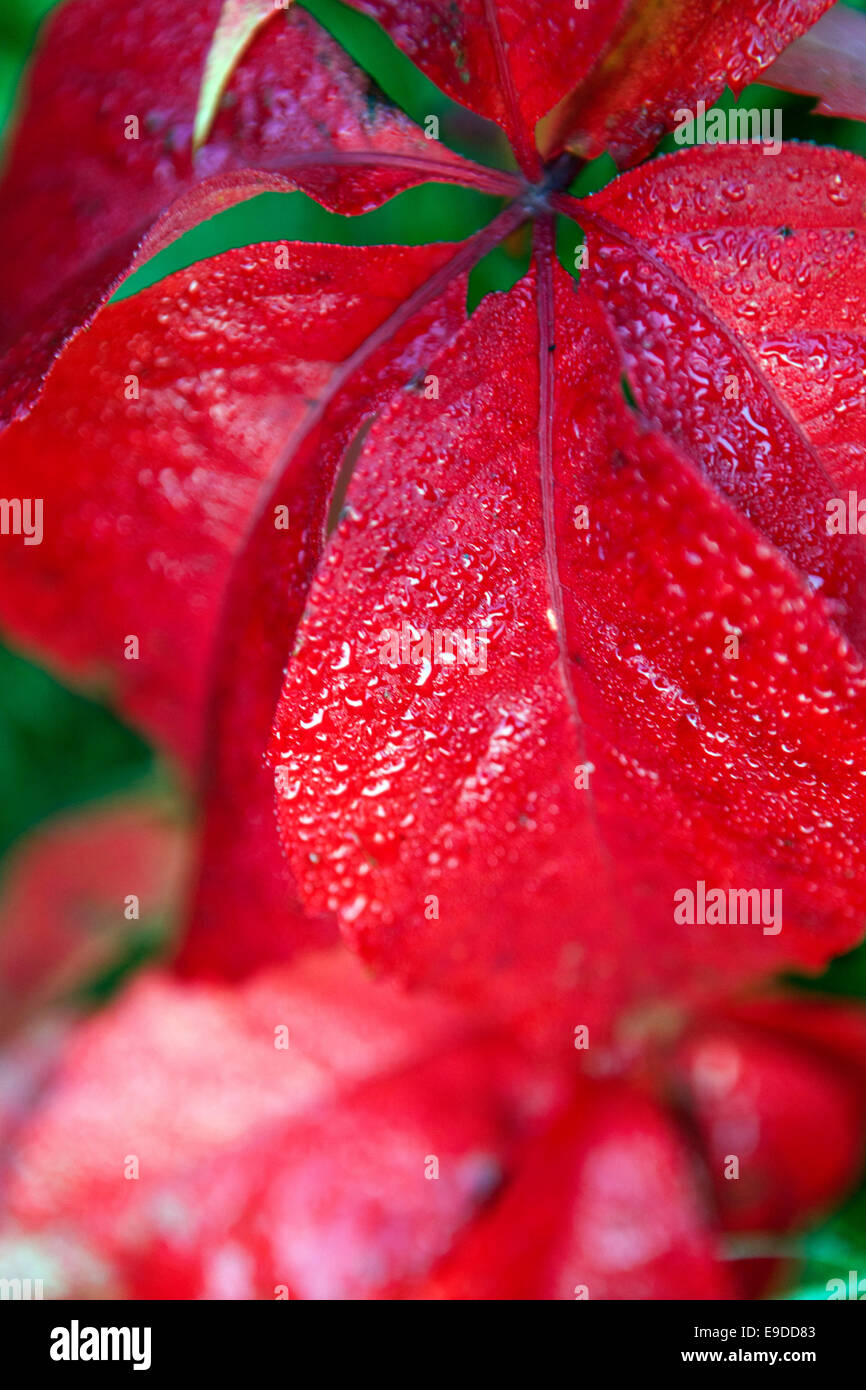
175,234,475,980
676,996,866,1233
342,0,625,175
0,241,467,767
268,253,866,1038
0,0,489,422
764,3,866,121
416,1086,734,1300
542,0,836,165
343,0,834,169
576,144,866,650
0,949,545,1298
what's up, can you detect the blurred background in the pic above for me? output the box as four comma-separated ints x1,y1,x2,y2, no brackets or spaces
2,0,866,1297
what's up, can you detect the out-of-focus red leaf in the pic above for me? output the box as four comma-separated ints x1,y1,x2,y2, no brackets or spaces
0,0,492,423
417,1085,733,1300
0,1039,120,1297
675,998,866,1233
0,1017,71,1158
721,992,866,1071
764,3,866,121
0,950,552,1298
268,255,866,1040
0,240,467,770
2,890,863,1300
120,1040,533,1299
418,993,866,1299
0,800,187,1034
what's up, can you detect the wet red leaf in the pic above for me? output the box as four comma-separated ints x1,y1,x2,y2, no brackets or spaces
0,240,466,767
1,4,863,1058
269,250,866,1037
345,0,834,168
576,144,866,650
343,0,623,175
544,0,834,165
0,0,485,423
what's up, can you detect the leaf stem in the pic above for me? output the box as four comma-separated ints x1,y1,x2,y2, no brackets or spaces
227,146,525,199
482,0,541,181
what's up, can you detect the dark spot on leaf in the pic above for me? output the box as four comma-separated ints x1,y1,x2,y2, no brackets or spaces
620,374,638,411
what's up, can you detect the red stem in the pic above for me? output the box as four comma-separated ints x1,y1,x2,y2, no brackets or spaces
482,0,541,181
237,146,525,199
533,214,625,921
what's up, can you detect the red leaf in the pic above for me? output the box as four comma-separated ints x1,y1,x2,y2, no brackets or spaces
120,1039,532,1299
0,799,187,1035
0,950,549,1298
176,235,476,979
416,1085,733,1300
546,0,834,165
675,997,866,1232
764,3,866,121
268,250,866,1037
0,240,467,767
0,0,495,423
345,0,833,169
413,993,866,1299
575,144,866,649
343,0,625,175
